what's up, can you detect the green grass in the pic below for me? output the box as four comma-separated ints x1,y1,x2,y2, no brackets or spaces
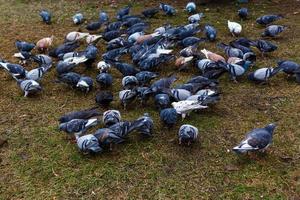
0,0,300,199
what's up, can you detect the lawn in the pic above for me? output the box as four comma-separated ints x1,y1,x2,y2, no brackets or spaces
0,0,299,199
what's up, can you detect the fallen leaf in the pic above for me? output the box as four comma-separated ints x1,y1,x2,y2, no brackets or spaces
224,165,239,171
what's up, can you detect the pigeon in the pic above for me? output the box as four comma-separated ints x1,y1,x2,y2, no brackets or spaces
187,89,219,101
119,89,137,109
59,107,101,123
155,93,170,110
197,58,216,72
178,124,198,145
217,43,244,58
26,64,52,81
230,37,253,48
40,10,51,24
228,20,242,36
186,75,219,88
86,34,102,44
122,17,144,27
227,57,243,65
102,47,128,61
127,24,148,36
72,13,84,25
93,128,126,150
201,49,225,62
233,123,276,153
278,60,300,76
135,71,158,86
13,51,32,64
65,32,89,42
56,61,76,74
172,100,208,119
262,25,287,37
159,3,176,16
204,24,217,41
180,45,199,57
248,66,283,83
36,36,54,51
135,113,154,136
31,54,52,66
142,8,159,18
57,72,81,88
250,39,277,54
187,90,220,105
238,8,248,19
128,32,144,43
176,82,206,93
0,60,27,80
86,21,102,31
103,120,142,143
97,61,111,73
102,30,125,42
59,118,98,135
112,62,140,76
102,110,121,127
105,21,122,32
170,89,192,101
159,108,178,128
186,2,196,13
122,76,139,89
76,76,93,93
256,14,283,25
96,73,113,88
76,134,103,153
15,40,35,52
107,37,129,50
116,6,131,20
49,41,80,58
150,75,177,92
17,79,42,97
136,32,161,44
188,13,204,24
95,91,113,107
99,11,109,23
175,56,194,70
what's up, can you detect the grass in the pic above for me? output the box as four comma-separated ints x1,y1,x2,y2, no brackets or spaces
0,0,300,199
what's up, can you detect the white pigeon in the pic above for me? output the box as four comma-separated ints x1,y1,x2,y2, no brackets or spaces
228,20,242,36
65,31,89,42
97,61,111,73
86,34,102,44
64,55,88,65
171,100,208,119
188,13,204,24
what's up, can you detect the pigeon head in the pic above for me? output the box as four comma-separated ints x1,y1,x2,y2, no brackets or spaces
265,123,277,134
103,110,121,127
58,122,67,131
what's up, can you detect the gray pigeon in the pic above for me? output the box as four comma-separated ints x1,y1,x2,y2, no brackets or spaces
262,25,287,37
26,64,52,81
17,79,42,97
233,123,276,153
178,124,199,145
59,118,98,135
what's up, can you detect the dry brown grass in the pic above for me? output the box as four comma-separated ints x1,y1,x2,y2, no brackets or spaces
0,0,299,199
